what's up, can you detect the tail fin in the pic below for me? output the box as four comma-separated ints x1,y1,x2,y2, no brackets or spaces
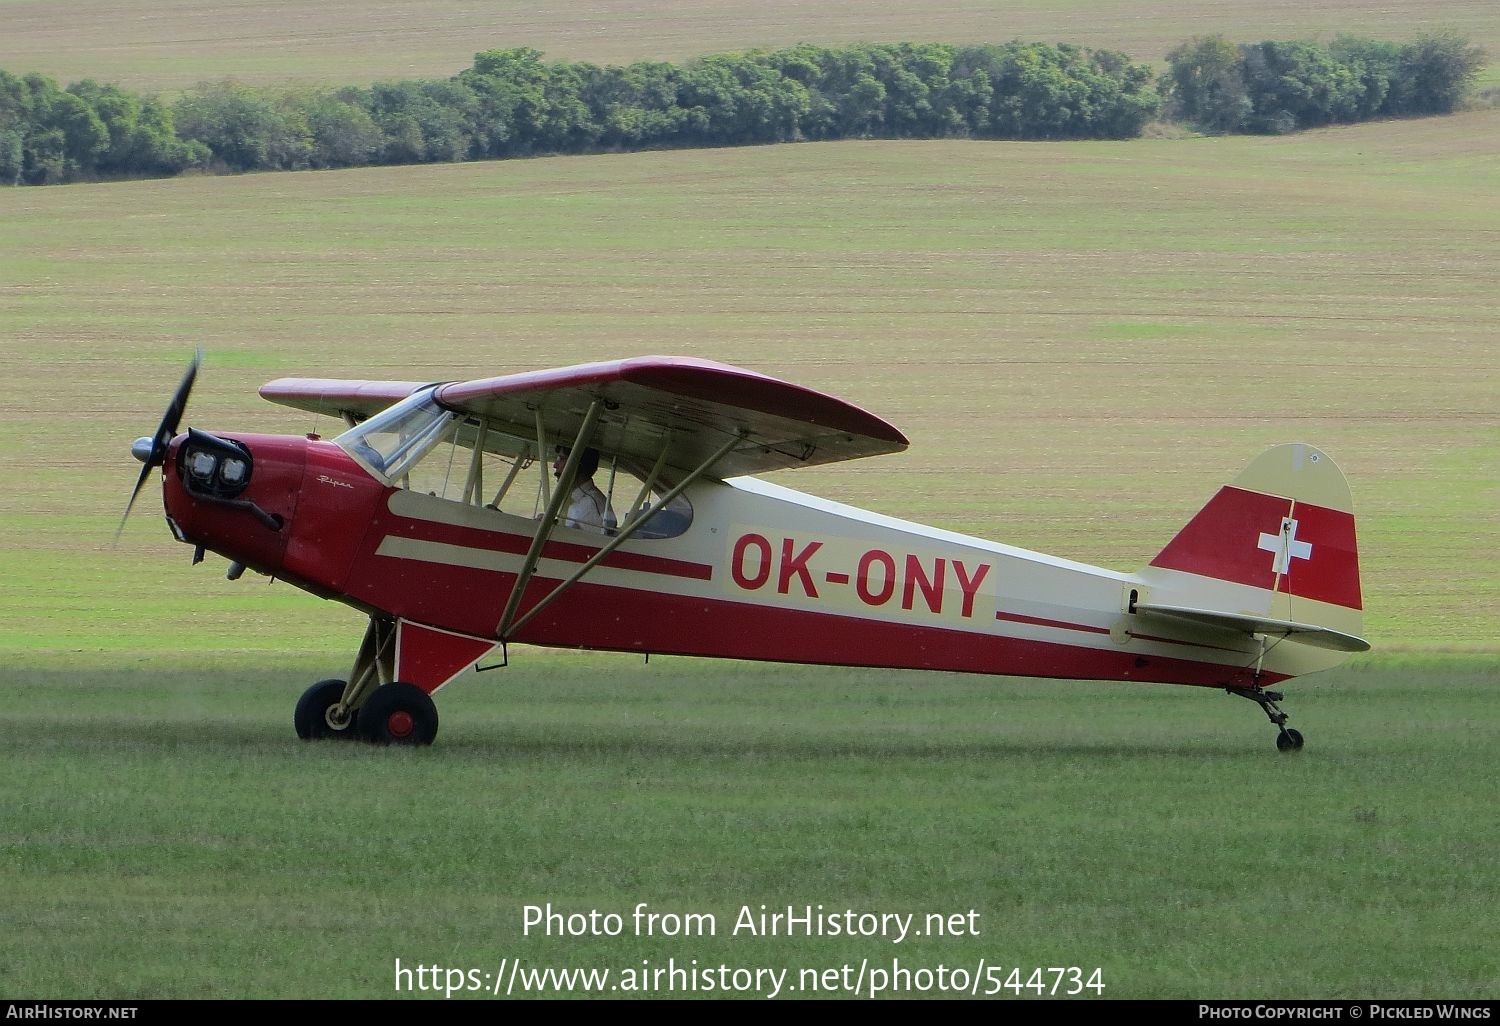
1135,444,1367,655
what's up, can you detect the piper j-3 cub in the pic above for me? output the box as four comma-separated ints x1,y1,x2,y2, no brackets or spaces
123,354,1368,751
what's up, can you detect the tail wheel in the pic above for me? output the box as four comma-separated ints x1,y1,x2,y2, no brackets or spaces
1276,728,1305,752
294,678,359,740
360,682,439,746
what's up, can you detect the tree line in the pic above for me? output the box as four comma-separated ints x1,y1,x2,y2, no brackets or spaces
0,34,1485,186
1165,32,1485,133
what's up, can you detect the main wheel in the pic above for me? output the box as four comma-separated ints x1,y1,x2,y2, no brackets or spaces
294,678,359,740
360,682,439,746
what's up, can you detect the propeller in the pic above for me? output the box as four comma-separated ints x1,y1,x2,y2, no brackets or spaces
116,348,202,542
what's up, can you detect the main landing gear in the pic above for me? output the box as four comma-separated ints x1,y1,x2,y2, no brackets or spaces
1227,686,1305,753
359,682,438,745
293,618,439,746
293,678,360,740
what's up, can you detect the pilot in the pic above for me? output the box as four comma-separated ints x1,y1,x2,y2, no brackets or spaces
553,446,617,534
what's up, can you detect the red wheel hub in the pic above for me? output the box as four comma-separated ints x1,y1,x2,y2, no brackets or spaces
386,710,415,739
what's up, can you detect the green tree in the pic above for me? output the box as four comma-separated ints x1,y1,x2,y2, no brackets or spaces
579,60,688,148
366,79,477,163
2,73,111,182
864,43,955,137
1165,35,1250,132
945,47,999,134
1399,32,1485,114
761,44,890,139
460,47,551,156
1088,48,1162,137
0,69,36,183
0,128,20,184
677,52,808,145
1238,40,1363,132
287,87,384,168
68,80,204,175
173,81,281,171
1329,36,1404,118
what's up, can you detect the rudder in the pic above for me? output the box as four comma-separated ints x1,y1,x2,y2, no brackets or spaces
1138,443,1364,648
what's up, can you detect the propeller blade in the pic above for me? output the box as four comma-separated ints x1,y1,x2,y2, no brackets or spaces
115,348,202,545
152,347,202,466
115,460,157,543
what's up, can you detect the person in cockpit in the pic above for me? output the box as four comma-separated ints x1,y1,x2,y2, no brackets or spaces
553,446,617,534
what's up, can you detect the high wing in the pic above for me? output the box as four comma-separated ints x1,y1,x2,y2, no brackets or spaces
437,356,908,477
264,356,908,478
260,378,433,424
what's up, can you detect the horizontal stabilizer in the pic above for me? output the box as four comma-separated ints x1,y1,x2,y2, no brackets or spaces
1133,602,1371,653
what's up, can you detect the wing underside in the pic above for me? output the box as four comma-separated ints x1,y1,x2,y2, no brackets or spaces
265,356,907,478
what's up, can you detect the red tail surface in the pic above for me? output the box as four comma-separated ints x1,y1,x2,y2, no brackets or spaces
1139,444,1364,651
1149,484,1362,610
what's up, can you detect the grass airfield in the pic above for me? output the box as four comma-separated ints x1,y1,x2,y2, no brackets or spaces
1,63,1498,1004
6,656,1497,998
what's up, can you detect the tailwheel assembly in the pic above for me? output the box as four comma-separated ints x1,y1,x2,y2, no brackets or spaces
1276,727,1305,752
1228,686,1306,753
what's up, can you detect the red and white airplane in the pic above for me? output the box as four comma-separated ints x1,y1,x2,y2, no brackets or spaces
124,354,1367,751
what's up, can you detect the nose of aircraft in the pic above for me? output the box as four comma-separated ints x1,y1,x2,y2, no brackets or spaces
130,436,155,463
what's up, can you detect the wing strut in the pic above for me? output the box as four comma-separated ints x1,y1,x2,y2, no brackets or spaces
502,430,746,641
494,400,603,638
488,442,531,508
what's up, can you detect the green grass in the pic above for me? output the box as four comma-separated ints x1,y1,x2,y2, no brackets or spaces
2,653,1496,998
0,654,1494,996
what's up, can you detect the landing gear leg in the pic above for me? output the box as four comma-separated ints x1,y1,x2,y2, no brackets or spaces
1227,686,1305,752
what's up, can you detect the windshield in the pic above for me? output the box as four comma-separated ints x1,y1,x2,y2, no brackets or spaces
334,387,456,482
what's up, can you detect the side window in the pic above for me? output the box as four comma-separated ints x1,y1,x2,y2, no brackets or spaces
383,416,694,540
604,459,693,539
484,442,548,519
397,424,466,500
462,420,548,518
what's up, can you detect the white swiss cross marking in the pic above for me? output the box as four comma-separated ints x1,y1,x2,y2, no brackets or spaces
1258,517,1313,574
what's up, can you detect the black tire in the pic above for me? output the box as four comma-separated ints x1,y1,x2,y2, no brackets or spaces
1285,727,1305,750
1276,728,1305,752
360,682,439,746
294,678,359,740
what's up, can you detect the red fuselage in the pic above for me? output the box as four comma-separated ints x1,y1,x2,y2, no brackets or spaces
160,431,1319,696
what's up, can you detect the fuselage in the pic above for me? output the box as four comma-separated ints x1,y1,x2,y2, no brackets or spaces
159,428,1329,692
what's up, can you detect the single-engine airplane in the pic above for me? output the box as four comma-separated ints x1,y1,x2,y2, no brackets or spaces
122,353,1367,751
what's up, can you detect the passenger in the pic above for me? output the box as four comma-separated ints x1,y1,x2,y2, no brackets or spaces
553,446,617,534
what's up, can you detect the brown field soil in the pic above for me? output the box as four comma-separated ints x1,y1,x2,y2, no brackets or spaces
0,0,1495,93
0,111,1495,657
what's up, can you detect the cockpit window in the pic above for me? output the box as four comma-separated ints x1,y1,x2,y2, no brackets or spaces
334,388,455,483
334,391,693,539
610,459,694,539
